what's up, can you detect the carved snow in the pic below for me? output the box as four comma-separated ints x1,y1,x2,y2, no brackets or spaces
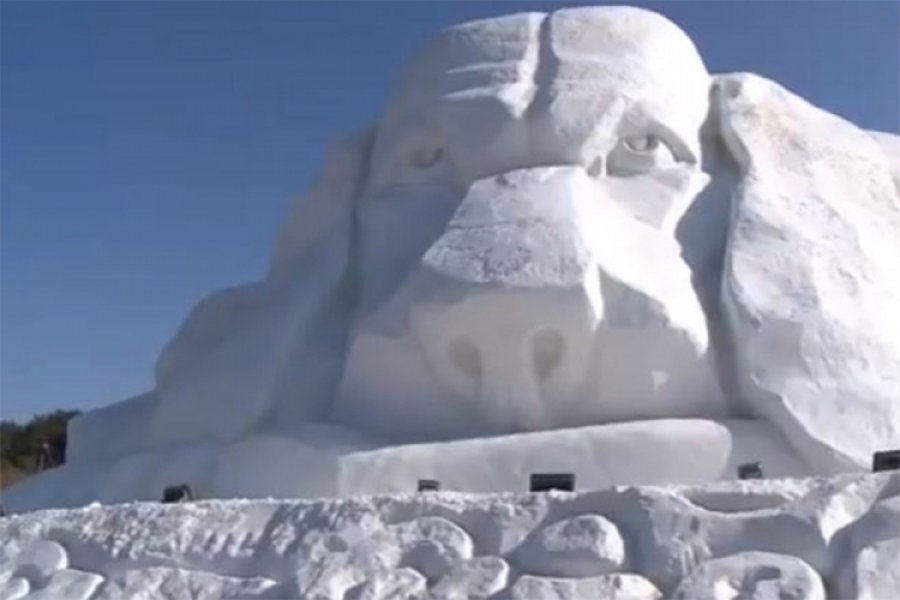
22,570,104,600
850,539,900,600
3,4,899,600
514,513,625,577
510,573,661,600
343,567,426,600
5,0,899,548
836,495,900,598
671,551,825,600
0,577,29,600
430,556,509,600
93,568,276,600
1,473,898,600
0,541,67,588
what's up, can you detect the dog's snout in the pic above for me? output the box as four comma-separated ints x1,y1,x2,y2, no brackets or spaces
405,166,605,432
447,327,567,391
448,337,481,384
532,329,566,380
413,288,600,433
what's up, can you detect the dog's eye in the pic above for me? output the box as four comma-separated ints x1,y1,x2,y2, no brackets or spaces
607,133,678,176
623,135,661,153
411,146,444,170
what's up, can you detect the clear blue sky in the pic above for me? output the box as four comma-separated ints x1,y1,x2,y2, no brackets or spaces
2,1,898,423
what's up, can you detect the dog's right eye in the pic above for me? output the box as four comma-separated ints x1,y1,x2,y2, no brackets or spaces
623,135,662,153
411,145,444,170
607,132,679,177
368,129,461,194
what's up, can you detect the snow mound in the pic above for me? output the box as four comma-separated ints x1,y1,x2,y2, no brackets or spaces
1,473,897,599
9,5,895,517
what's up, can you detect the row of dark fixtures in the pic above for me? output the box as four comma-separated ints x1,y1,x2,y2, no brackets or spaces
156,450,900,503
416,450,900,493
1,452,896,516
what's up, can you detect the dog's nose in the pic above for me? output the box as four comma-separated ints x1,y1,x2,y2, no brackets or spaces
413,292,600,434
412,286,601,433
447,328,565,390
408,167,604,432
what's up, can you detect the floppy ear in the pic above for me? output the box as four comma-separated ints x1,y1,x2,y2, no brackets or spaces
715,73,900,473
268,129,373,280
141,130,373,449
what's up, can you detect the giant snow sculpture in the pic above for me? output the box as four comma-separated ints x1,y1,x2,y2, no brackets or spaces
5,5,900,511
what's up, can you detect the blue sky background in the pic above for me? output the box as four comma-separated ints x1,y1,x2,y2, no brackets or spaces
2,1,898,423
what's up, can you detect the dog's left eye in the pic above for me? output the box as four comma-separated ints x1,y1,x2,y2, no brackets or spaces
607,133,678,176
623,135,661,153
411,145,444,169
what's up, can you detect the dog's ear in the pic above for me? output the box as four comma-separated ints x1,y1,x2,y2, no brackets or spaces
714,73,900,473
141,130,373,449
268,130,373,280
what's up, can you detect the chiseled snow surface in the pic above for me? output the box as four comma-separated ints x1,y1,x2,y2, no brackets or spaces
41,5,900,510
2,473,898,599
2,418,811,515
4,7,899,597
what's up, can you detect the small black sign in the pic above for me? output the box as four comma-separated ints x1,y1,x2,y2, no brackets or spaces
737,462,764,480
162,484,194,503
417,479,441,492
873,450,900,472
530,473,575,492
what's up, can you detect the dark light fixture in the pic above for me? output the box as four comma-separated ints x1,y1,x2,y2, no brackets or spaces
737,462,763,480
530,473,575,492
162,484,194,503
417,479,440,492
873,450,900,472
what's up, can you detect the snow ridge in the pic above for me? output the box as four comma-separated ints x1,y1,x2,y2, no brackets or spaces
2,473,898,599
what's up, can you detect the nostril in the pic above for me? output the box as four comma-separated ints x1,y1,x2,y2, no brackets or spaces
587,156,604,178
449,337,482,382
531,329,565,381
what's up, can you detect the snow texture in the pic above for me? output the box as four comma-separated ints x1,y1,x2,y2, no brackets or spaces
1,473,898,599
3,9,900,598
5,5,899,513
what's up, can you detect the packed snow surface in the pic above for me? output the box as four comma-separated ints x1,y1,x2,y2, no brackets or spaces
8,5,900,514
2,473,898,599
4,6,900,598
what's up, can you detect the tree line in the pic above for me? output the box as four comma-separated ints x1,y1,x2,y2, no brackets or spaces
1,409,79,489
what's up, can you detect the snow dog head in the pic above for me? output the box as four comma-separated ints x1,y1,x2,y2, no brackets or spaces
109,7,899,474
